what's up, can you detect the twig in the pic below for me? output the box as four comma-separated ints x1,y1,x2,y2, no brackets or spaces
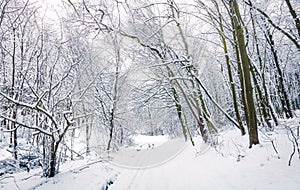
285,125,300,166
271,140,279,157
13,176,21,190
259,129,280,158
21,172,43,181
288,143,296,166
0,175,14,182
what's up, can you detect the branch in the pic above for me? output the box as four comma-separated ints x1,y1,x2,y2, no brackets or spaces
0,0,10,27
121,29,240,130
59,112,73,140
72,76,97,107
120,31,165,60
245,0,300,50
192,74,241,129
67,0,79,16
285,125,300,166
0,113,52,136
0,92,58,129
34,90,49,107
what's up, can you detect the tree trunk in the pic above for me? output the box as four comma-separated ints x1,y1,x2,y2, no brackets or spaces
217,8,245,135
171,87,188,141
11,26,18,159
48,138,57,177
107,112,114,151
231,0,259,148
230,5,248,131
265,29,293,118
195,82,218,135
85,117,90,156
249,9,277,128
107,40,120,151
166,66,208,142
71,128,75,160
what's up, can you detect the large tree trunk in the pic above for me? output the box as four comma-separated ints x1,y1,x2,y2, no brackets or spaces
230,3,249,131
48,138,57,177
216,5,245,135
231,0,259,148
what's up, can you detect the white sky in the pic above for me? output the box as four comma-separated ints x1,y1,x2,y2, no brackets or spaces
37,0,65,21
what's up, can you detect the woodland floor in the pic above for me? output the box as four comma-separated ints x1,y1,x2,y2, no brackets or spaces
1,118,300,190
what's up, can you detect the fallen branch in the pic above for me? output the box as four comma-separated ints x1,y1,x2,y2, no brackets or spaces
284,125,300,166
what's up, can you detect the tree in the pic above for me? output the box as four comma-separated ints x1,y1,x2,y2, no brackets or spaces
230,0,259,147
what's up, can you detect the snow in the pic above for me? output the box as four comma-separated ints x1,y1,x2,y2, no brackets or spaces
0,158,118,190
1,127,300,190
0,149,10,161
130,135,169,150
109,137,186,169
110,130,300,190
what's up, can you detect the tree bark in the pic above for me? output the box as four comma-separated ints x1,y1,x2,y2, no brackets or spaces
231,0,259,148
216,4,245,135
48,137,57,178
171,87,188,141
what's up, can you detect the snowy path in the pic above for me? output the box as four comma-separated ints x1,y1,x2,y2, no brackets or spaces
109,135,300,190
109,138,187,169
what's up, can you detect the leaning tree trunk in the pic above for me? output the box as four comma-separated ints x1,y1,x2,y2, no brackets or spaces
166,65,208,142
171,87,188,141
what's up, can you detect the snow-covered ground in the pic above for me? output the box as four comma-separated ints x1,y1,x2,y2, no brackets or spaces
1,120,300,190
110,130,300,190
0,157,118,190
109,135,187,169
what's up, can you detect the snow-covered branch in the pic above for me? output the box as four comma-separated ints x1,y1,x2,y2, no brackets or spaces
0,92,58,129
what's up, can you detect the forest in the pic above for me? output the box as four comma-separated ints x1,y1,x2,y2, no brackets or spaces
0,0,299,183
